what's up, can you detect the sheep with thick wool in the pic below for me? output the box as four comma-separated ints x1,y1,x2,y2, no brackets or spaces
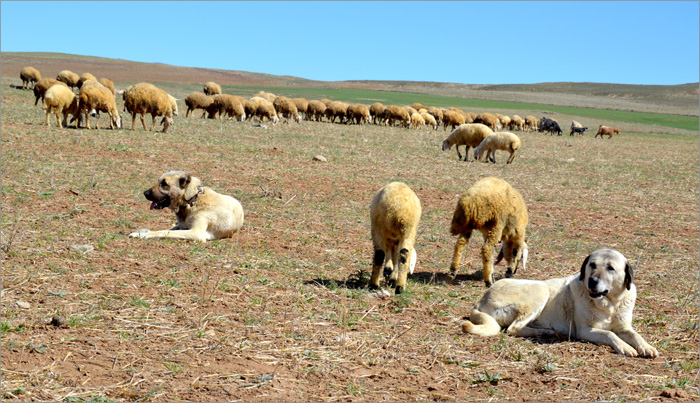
421,112,438,129
273,96,301,123
441,123,493,161
20,66,41,90
185,92,214,117
293,98,309,119
56,70,80,90
524,115,538,132
347,104,371,125
474,112,501,131
442,110,466,131
448,176,529,287
168,94,179,116
370,102,387,125
33,78,67,106
410,112,425,129
78,80,122,130
474,131,522,164
383,105,411,128
77,73,97,89
428,107,444,126
208,94,246,121
324,101,349,123
509,115,525,131
123,82,173,132
245,96,279,124
98,78,115,95
203,81,221,96
306,100,327,122
43,84,80,128
369,182,422,295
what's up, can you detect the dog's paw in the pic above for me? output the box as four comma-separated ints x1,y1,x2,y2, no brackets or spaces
129,228,151,238
615,343,638,357
637,342,659,358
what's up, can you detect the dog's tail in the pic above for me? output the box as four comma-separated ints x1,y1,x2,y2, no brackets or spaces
461,308,501,336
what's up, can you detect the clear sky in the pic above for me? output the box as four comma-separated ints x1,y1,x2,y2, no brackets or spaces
1,1,698,85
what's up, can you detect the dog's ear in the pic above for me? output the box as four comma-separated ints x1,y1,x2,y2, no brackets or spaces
624,260,634,290
183,175,203,200
178,173,191,189
579,254,591,282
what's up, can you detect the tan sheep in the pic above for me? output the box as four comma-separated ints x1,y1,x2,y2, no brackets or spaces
442,110,466,131
98,78,115,95
474,112,500,131
56,70,80,90
347,103,371,124
420,112,438,129
449,176,529,287
78,80,122,130
306,100,327,122
43,84,80,128
245,96,279,124
292,98,309,119
254,91,277,102
428,107,444,126
77,73,97,89
324,101,349,123
185,92,214,117
168,94,179,116
123,82,173,132
369,182,422,295
464,112,478,124
273,96,301,123
370,102,387,125
524,115,538,132
411,102,427,111
509,115,525,131
441,123,493,161
499,115,511,129
208,94,246,121
383,105,411,128
20,66,41,90
33,78,67,106
203,81,222,96
410,112,425,129
474,132,522,164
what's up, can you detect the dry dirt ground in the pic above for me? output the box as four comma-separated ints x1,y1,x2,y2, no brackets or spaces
1,66,699,402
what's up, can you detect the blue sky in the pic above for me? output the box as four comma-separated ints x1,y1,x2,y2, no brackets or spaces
2,1,698,85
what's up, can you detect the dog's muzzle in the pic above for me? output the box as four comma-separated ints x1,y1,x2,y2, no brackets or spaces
587,277,609,298
144,189,170,210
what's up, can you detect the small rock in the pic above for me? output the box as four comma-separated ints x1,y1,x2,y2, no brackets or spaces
365,289,391,299
71,244,94,254
12,300,31,309
312,155,327,162
50,315,68,328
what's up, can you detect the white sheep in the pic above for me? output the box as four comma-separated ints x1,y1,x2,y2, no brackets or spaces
369,182,422,295
410,112,425,129
441,123,493,161
473,131,522,164
43,84,80,128
123,82,174,132
20,66,41,90
203,81,221,96
420,112,438,129
78,80,122,130
449,176,529,286
33,78,67,106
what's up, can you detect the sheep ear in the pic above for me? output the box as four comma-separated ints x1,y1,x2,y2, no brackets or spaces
579,254,591,282
624,260,634,290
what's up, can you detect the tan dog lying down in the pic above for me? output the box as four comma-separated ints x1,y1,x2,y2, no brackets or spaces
129,170,244,242
462,249,658,358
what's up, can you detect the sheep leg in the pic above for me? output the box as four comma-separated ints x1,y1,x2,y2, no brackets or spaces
369,249,385,290
131,112,137,131
456,146,463,161
481,229,501,287
449,232,471,281
394,245,412,295
464,146,471,161
140,114,147,131
507,151,516,164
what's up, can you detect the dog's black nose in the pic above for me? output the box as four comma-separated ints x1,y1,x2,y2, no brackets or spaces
144,189,152,199
587,277,599,289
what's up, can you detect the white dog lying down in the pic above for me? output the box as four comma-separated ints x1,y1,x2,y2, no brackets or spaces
461,249,658,358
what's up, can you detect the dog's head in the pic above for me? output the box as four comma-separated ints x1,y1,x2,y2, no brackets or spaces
578,249,632,300
144,170,202,211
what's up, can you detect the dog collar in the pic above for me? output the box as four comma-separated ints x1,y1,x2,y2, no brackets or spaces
185,186,204,207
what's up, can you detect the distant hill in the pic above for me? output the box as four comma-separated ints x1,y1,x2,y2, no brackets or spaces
2,52,697,116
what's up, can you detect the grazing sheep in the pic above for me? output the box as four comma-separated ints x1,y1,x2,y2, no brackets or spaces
306,100,327,122
442,110,466,131
98,78,115,95
509,115,525,131
441,123,493,161
370,102,387,125
324,101,350,124
463,112,478,124
56,70,80,90
410,112,425,129
78,80,122,130
273,96,301,123
347,103,371,124
168,94,179,116
499,115,511,130
77,73,97,89
123,82,173,132
420,112,438,129
320,99,333,107
411,102,427,111
369,182,422,295
33,78,67,106
185,92,214,117
43,84,80,128
245,96,279,124
383,105,411,128
448,176,528,287
254,91,277,102
474,112,500,131
203,81,221,96
524,115,539,132
474,132,522,164
208,94,246,121
292,98,309,119
20,66,41,90
428,107,444,126
595,125,621,139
